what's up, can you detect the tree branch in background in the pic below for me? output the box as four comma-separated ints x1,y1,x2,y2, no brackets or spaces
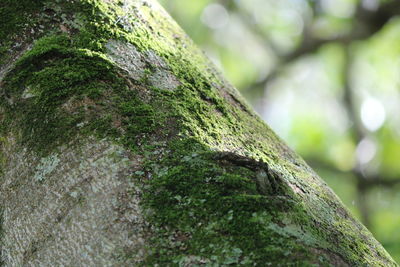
325,43,399,228
234,0,400,92
307,157,400,187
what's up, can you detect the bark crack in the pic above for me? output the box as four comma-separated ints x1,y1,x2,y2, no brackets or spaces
214,152,287,196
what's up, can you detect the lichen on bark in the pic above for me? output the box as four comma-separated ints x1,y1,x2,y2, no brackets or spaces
0,0,397,266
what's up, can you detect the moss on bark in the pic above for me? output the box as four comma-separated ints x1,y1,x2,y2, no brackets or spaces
0,0,397,266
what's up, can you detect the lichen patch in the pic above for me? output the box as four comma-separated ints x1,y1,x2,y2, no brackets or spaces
0,137,150,266
106,39,180,90
148,68,180,91
33,154,60,182
105,40,146,80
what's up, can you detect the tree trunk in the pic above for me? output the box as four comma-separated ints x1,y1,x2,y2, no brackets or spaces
0,0,396,266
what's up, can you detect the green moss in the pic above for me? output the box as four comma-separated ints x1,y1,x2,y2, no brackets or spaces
0,33,162,155
0,0,44,63
0,0,396,266
0,0,42,38
137,139,330,266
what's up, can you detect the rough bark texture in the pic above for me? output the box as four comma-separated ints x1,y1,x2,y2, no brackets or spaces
0,0,397,266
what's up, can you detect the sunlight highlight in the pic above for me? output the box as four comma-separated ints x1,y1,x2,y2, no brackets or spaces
360,97,386,132
356,138,377,165
201,4,229,30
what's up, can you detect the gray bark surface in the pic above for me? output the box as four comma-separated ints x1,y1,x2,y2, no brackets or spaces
0,0,397,266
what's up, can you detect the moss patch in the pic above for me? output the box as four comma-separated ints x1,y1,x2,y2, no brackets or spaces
0,0,397,266
0,0,44,64
139,138,333,266
0,34,162,155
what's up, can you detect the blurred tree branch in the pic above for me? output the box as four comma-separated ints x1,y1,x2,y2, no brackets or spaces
307,157,400,188
231,0,400,92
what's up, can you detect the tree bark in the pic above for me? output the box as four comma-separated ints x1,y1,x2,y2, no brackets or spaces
0,0,396,266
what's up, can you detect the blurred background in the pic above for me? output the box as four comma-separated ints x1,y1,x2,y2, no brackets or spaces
158,0,400,262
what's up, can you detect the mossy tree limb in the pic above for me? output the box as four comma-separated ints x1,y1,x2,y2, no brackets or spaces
0,0,397,266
